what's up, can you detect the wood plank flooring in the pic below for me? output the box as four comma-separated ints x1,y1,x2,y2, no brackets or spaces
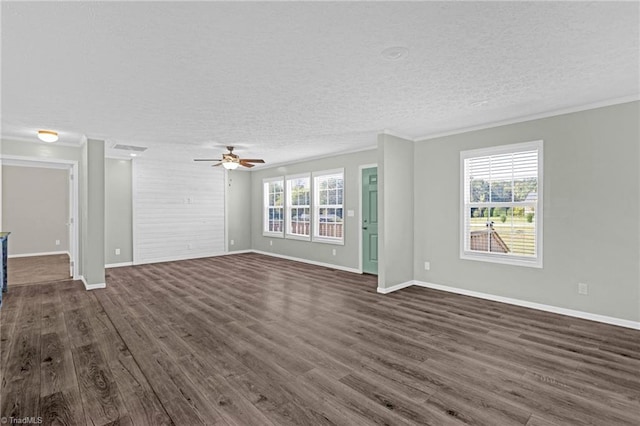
8,254,71,286
1,252,639,425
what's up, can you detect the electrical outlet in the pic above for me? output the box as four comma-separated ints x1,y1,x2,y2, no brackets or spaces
187,243,192,250
230,239,235,246
55,240,60,246
424,261,430,270
578,282,588,295
332,248,336,256
115,248,121,255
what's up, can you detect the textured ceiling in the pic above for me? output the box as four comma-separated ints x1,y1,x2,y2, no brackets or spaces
2,1,638,165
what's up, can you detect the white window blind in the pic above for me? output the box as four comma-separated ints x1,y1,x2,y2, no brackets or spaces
286,175,311,239
313,169,344,244
461,141,543,267
263,177,284,236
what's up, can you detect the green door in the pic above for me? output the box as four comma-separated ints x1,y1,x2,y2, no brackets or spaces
362,167,378,275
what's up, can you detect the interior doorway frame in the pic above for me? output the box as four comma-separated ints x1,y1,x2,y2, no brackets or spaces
358,163,378,274
1,155,80,280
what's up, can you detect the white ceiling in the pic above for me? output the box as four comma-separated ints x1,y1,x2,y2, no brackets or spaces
2,1,638,165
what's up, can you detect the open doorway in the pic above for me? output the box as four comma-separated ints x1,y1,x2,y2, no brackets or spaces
1,156,79,286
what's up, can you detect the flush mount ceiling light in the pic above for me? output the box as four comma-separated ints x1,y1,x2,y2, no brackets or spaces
381,46,409,61
37,130,58,143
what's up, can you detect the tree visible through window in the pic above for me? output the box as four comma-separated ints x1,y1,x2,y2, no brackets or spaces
461,141,543,267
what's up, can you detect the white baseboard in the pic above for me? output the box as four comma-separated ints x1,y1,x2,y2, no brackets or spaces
223,249,254,255
251,250,361,274
377,280,414,294
379,280,640,330
9,250,70,259
79,276,106,291
133,251,228,266
105,261,133,268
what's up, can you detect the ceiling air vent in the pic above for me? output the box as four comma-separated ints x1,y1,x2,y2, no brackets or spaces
112,144,148,152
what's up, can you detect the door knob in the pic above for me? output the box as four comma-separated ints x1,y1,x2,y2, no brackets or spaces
362,226,368,230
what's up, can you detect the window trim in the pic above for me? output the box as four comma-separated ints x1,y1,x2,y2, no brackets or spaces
285,173,311,241
312,168,345,245
459,140,544,268
263,176,285,238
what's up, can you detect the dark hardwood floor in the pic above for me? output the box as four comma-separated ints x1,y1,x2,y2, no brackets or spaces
1,252,639,425
8,254,71,286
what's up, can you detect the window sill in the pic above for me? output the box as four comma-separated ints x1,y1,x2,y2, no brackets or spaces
263,232,284,239
312,237,345,246
460,251,542,269
285,234,311,242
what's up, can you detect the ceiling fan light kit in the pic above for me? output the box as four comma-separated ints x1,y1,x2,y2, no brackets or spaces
222,160,239,170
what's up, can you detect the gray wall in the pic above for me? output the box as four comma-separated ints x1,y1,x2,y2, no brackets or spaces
0,138,107,287
1,139,83,276
105,158,133,264
414,101,640,322
378,134,415,289
2,165,69,256
227,170,252,251
82,139,106,286
251,149,377,271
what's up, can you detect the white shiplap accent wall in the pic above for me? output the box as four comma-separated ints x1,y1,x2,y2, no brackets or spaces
133,159,225,264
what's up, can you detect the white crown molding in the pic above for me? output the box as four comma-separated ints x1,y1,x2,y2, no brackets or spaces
414,94,640,142
1,157,76,170
0,136,83,148
381,129,416,142
256,145,377,171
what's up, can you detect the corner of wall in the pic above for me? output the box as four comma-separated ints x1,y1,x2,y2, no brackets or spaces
377,133,415,290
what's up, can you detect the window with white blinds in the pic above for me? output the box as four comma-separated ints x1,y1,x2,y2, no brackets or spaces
461,140,543,268
286,174,311,240
313,169,344,244
263,177,284,237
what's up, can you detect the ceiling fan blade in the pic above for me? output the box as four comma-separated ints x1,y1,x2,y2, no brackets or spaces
239,159,265,163
239,161,255,168
212,162,223,167
194,158,223,162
